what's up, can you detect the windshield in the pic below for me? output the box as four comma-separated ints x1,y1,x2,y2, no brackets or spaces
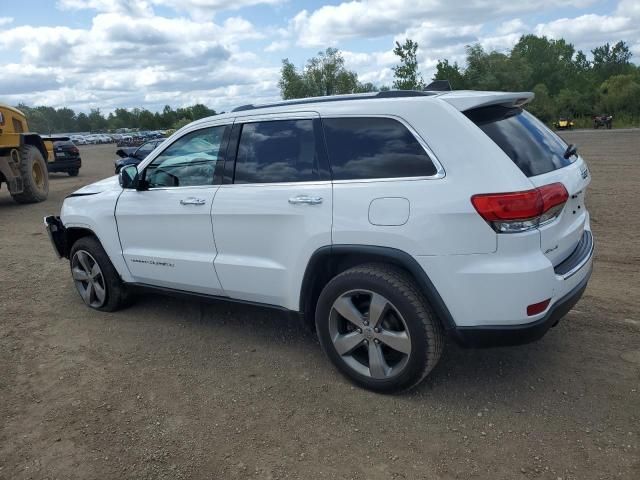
465,106,575,177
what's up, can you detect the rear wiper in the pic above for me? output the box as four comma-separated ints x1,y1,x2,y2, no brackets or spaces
564,144,578,159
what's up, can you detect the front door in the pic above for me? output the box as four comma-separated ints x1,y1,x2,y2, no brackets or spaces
212,114,332,309
116,124,230,295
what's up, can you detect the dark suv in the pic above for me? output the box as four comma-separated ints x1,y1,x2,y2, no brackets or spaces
48,140,82,177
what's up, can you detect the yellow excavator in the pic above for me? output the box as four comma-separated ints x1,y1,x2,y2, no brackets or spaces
0,104,65,203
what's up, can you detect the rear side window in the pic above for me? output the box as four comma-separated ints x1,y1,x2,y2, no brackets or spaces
465,106,573,177
322,117,437,180
234,119,325,184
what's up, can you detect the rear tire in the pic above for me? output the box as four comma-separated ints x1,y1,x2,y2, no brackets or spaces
68,169,79,177
316,264,443,393
11,145,49,204
69,236,131,312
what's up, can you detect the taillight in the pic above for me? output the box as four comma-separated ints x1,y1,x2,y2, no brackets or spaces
70,146,79,154
471,183,568,233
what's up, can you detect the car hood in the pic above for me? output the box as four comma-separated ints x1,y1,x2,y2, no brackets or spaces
69,175,121,196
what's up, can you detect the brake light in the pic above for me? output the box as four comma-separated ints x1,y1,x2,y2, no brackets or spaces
471,183,568,233
70,146,79,155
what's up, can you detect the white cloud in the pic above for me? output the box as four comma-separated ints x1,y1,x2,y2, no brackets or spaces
291,0,602,47
58,0,285,17
0,17,14,25
0,9,276,112
496,19,526,36
265,40,289,52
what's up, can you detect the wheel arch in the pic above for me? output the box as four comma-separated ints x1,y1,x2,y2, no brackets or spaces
299,245,456,332
21,134,48,161
64,227,99,259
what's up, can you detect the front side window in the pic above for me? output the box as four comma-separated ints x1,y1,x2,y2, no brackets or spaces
234,119,323,184
145,126,226,188
322,117,437,180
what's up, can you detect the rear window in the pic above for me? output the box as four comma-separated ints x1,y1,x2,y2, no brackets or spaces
322,117,437,180
465,106,573,177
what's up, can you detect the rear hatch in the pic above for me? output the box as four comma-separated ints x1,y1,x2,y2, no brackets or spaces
460,100,590,266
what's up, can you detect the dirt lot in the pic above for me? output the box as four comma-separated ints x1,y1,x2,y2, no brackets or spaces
1,130,639,480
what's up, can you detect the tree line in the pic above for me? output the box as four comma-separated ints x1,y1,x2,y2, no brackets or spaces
279,36,639,126
14,35,639,134
15,103,217,134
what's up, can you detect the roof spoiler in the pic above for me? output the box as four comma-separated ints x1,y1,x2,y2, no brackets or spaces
440,91,535,112
40,135,71,142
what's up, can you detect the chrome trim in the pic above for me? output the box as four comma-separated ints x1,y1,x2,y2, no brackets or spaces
288,195,323,205
560,233,594,280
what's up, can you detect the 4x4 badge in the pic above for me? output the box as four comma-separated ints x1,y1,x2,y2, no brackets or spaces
581,166,589,179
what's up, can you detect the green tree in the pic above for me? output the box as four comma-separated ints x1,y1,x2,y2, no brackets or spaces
433,59,465,89
592,41,634,82
88,108,107,132
527,84,556,122
189,104,216,121
392,39,424,90
597,74,640,116
511,35,575,94
76,112,91,132
278,48,371,99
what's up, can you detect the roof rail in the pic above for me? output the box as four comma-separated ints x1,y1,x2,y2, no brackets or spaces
231,89,437,113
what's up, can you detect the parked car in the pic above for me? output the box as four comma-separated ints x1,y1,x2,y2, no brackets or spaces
114,138,164,173
70,135,87,145
47,139,81,176
44,90,594,393
593,114,613,129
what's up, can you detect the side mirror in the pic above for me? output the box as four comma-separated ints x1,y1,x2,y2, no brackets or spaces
119,164,139,189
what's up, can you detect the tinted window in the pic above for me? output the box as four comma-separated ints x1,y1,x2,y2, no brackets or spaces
465,106,573,177
145,126,226,188
322,117,437,180
234,119,323,184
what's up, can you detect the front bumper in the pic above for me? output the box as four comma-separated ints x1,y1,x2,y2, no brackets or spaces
451,266,592,347
44,216,67,258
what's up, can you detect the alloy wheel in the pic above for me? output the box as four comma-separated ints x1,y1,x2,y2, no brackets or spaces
71,250,107,308
328,290,412,379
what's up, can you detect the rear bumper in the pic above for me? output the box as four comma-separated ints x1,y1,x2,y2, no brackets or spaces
451,266,591,347
44,216,67,258
48,157,81,172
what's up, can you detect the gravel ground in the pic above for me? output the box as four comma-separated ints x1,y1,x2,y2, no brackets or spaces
1,130,639,480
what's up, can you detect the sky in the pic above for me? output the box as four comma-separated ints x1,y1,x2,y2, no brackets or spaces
0,0,638,113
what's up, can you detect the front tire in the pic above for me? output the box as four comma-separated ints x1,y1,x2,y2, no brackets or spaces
316,264,443,393
69,237,130,312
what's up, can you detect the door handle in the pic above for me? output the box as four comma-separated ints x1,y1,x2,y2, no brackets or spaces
180,197,206,206
288,195,323,205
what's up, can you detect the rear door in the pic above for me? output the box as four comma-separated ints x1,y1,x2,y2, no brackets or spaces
464,106,591,265
211,113,332,309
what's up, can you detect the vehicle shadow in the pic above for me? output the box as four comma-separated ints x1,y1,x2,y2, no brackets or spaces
125,291,565,401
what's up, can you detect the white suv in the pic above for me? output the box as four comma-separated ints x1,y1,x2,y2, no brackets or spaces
45,90,594,392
